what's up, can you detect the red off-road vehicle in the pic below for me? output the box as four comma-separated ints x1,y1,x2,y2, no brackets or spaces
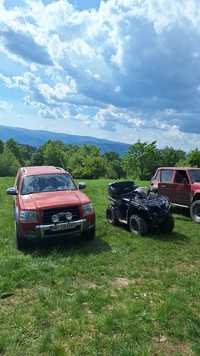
151,167,200,223
7,166,95,249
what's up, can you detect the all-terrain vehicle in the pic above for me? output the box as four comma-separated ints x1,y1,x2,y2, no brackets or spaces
106,181,174,236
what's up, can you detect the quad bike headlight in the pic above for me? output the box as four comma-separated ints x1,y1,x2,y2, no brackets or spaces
82,203,94,217
19,210,38,223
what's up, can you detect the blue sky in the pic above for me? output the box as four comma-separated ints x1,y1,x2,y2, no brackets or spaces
0,0,200,150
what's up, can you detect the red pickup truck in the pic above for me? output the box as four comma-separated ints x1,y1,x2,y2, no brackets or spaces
151,167,200,223
7,166,95,249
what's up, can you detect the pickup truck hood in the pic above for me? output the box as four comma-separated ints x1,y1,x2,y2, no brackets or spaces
192,183,200,191
19,190,90,210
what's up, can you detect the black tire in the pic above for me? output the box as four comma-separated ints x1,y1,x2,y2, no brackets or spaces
190,200,200,223
106,207,118,225
15,224,28,250
83,227,96,241
129,215,148,236
159,214,175,233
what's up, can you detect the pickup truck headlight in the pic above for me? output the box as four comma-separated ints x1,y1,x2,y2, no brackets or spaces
82,203,94,217
19,210,38,223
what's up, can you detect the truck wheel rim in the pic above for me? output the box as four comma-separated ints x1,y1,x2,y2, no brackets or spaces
194,204,200,218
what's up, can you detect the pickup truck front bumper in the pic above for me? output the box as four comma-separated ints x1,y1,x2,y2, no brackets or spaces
19,218,96,240
35,218,87,238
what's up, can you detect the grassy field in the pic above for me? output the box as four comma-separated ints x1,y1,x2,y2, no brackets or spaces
0,177,200,356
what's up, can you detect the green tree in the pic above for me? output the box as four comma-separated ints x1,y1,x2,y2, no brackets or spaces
103,151,120,162
0,139,4,154
68,145,105,178
103,152,125,179
0,146,20,176
31,149,44,166
19,144,36,165
123,141,160,179
6,138,21,162
42,141,65,167
160,146,186,167
187,149,200,167
105,159,126,179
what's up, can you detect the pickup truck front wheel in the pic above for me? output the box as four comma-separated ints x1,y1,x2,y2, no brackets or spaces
190,200,200,223
15,224,28,250
83,227,96,241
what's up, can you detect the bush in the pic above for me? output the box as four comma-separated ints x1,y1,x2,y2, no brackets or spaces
0,147,20,176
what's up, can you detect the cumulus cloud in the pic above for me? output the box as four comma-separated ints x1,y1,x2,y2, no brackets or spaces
95,105,144,131
0,0,200,147
0,29,53,65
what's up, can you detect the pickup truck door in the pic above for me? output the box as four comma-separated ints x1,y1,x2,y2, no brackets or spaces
172,183,191,206
158,169,175,201
172,170,191,206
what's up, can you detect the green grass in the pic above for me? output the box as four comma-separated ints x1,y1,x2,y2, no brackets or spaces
0,177,200,355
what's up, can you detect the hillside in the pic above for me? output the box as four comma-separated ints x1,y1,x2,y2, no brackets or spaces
0,125,130,154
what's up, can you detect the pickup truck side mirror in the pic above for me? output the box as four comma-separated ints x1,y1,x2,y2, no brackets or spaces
78,182,86,190
6,187,18,195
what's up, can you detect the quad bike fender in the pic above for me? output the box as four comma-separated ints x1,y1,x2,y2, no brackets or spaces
127,206,146,222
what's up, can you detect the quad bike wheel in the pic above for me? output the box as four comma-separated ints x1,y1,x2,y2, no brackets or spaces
129,214,148,236
159,214,175,234
190,200,200,223
106,207,118,225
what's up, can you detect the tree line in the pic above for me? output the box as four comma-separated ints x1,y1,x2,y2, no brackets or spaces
0,138,199,179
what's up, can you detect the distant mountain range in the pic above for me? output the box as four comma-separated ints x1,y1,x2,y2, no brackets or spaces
0,125,130,155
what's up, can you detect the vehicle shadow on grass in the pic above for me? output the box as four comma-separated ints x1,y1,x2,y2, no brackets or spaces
27,234,111,257
116,223,189,244
171,206,191,221
146,231,190,243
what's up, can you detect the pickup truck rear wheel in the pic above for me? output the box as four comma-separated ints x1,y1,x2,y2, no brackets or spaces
129,215,148,236
190,200,200,223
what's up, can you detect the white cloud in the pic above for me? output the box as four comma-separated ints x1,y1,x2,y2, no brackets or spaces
0,73,12,86
95,105,144,131
0,99,12,111
0,0,200,148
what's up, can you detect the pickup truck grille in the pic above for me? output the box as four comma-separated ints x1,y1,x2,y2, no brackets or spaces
42,206,80,224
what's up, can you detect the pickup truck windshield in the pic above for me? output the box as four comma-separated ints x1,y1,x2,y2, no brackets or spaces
21,174,77,195
188,169,200,183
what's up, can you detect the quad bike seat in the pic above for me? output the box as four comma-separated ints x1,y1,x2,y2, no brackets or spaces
108,181,137,199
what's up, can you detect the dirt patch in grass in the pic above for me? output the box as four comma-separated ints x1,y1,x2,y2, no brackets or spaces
0,288,37,310
111,277,131,289
82,281,98,289
152,339,191,355
175,260,200,274
82,302,94,319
